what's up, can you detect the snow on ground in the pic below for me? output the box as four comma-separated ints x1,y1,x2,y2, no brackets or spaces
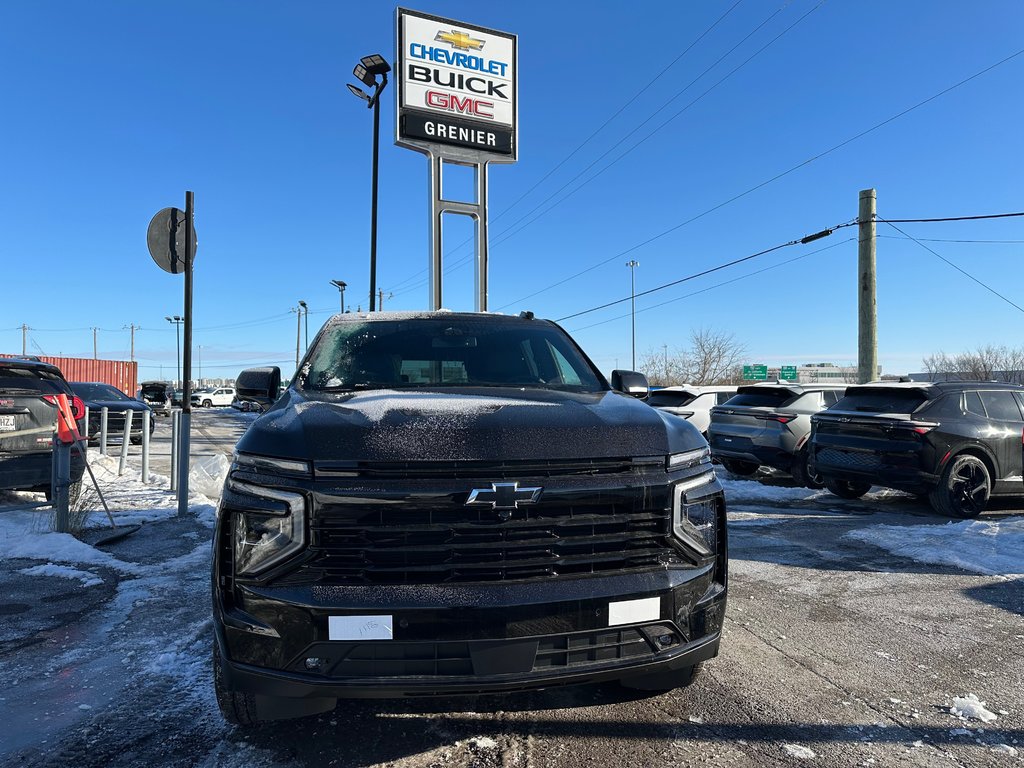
951,693,1000,723
782,743,816,759
18,562,103,586
0,448,228,570
847,517,1024,577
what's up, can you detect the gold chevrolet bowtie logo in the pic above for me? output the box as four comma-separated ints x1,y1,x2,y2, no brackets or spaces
435,29,485,51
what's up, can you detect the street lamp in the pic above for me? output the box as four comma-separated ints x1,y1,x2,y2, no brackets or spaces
329,279,347,312
298,300,309,351
165,315,183,385
626,260,640,370
347,53,391,312
290,306,302,370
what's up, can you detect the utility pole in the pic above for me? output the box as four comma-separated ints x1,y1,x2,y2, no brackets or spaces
626,260,640,370
21,324,28,356
298,301,308,351
91,327,99,360
124,324,140,362
857,189,877,384
377,289,392,311
663,344,669,381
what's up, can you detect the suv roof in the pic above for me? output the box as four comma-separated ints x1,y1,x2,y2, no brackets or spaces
0,358,64,378
848,380,1024,397
736,382,846,396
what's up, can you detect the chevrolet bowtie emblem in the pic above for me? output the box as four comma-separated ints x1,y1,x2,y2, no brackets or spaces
466,482,542,521
435,29,485,51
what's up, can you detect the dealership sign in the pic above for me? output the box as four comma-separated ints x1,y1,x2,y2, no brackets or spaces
396,8,517,161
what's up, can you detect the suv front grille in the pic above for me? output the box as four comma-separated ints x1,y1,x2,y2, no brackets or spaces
301,497,677,584
314,457,659,480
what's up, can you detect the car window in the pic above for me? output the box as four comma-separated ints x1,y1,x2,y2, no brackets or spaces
723,389,796,408
822,390,840,406
833,389,929,413
0,366,67,395
302,317,603,392
648,391,696,408
716,392,734,404
964,391,986,417
979,391,1022,421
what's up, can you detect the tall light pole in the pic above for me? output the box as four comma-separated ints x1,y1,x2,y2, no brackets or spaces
165,315,183,385
290,306,302,370
347,53,391,312
91,327,99,360
330,279,347,312
626,260,640,370
298,300,309,351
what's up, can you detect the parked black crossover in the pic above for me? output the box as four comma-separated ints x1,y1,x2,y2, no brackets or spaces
810,381,1024,516
0,359,86,501
213,312,728,724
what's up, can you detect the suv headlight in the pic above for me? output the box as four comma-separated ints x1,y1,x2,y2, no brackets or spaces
229,479,307,576
672,482,718,554
667,446,711,471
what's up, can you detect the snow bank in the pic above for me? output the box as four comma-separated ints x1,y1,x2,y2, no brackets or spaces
718,476,824,504
847,517,1024,577
951,693,999,723
782,744,816,759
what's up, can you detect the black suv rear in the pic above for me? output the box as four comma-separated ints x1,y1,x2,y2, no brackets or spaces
213,312,728,723
0,359,86,500
810,381,1024,516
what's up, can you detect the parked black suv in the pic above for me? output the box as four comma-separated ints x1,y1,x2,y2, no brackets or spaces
810,381,1024,516
0,359,86,501
70,382,154,445
213,312,728,723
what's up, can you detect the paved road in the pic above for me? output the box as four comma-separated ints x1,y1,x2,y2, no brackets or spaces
2,409,1021,767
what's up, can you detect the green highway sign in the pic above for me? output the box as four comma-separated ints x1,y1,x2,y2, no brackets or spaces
743,364,768,380
780,365,798,381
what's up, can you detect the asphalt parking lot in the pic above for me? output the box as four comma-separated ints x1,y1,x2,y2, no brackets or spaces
1,409,1021,767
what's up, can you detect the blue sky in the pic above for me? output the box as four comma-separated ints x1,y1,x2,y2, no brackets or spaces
1,0,1022,380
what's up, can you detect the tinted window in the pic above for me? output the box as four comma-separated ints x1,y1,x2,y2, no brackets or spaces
648,391,697,408
833,389,928,413
302,318,603,392
0,366,66,394
823,390,841,406
964,391,986,417
716,392,734,404
71,383,131,401
980,391,1022,421
723,389,796,408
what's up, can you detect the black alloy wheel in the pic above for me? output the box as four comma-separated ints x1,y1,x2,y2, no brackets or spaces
791,449,825,489
929,454,990,518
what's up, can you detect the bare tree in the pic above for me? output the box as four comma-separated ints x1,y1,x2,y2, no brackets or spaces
638,328,745,386
921,345,1024,383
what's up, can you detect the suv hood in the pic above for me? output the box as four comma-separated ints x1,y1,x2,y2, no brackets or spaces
236,387,702,463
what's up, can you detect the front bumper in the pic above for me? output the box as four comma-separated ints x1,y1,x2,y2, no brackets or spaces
215,568,726,699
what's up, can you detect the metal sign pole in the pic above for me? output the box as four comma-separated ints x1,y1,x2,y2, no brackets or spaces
177,191,194,516
428,153,443,310
475,162,489,312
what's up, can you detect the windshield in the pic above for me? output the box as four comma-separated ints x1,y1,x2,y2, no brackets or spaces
301,317,604,392
73,383,132,401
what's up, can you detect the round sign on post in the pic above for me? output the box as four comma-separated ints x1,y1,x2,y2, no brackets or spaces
147,207,197,274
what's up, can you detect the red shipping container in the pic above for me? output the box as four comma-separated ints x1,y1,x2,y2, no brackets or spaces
0,354,138,396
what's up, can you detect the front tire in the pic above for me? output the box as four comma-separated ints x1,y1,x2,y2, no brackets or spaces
721,459,759,477
928,454,990,518
824,477,871,499
620,662,703,692
213,643,261,726
202,399,213,408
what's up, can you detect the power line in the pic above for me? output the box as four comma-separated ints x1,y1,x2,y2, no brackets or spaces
878,235,1024,244
493,45,1024,311
556,221,854,322
568,237,854,333
877,211,1024,224
880,219,1024,315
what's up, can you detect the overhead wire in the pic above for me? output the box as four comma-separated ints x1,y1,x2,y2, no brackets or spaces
879,219,1024,315
493,45,1024,311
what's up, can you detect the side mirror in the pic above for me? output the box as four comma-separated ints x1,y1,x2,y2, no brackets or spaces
235,366,282,407
611,369,649,399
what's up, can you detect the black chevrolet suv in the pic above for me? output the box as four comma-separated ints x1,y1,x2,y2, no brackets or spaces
213,312,727,724
810,381,1024,516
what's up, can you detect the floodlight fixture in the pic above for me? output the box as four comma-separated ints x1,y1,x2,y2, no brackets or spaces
359,54,391,76
347,83,370,102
